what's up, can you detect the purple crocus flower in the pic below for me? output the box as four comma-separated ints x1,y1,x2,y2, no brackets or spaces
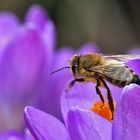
24,59,140,140
0,4,56,131
0,4,100,132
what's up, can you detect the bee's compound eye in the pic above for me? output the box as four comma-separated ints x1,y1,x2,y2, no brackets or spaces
72,65,76,74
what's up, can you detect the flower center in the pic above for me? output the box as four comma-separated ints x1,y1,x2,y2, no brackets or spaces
91,101,116,122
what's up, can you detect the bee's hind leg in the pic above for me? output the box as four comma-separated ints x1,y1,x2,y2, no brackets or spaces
65,78,85,92
100,79,114,120
95,79,105,108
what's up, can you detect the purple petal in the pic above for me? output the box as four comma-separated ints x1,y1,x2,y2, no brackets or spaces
25,5,56,61
24,106,70,140
126,59,140,75
0,12,19,35
113,84,140,140
106,83,122,102
43,20,56,49
24,129,36,140
41,48,74,120
61,82,100,123
77,42,100,54
25,4,48,30
0,12,20,50
42,20,56,66
25,5,56,60
0,25,47,105
67,107,112,140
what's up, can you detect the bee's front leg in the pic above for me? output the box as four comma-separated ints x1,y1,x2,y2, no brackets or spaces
65,78,85,92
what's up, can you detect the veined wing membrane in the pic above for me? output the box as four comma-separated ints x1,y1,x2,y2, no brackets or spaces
104,55,140,63
103,62,133,82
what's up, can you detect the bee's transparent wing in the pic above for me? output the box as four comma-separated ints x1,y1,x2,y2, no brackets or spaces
104,55,140,63
103,62,133,81
87,60,133,81
86,54,139,81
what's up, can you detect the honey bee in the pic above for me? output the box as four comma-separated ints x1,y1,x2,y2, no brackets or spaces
51,53,140,119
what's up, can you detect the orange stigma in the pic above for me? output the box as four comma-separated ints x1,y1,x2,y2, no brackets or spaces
91,101,116,122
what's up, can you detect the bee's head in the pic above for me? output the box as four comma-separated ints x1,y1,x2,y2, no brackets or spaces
70,54,81,77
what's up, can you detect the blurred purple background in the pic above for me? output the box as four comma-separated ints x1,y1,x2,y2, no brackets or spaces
0,0,140,53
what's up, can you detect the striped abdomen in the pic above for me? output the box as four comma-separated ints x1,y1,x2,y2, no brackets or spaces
104,66,140,88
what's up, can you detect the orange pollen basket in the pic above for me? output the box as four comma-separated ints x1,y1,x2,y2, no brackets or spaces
91,101,116,122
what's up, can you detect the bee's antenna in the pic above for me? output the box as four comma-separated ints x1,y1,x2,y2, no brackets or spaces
51,66,70,75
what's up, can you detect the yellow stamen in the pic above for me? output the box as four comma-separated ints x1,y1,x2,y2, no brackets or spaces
91,101,116,122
